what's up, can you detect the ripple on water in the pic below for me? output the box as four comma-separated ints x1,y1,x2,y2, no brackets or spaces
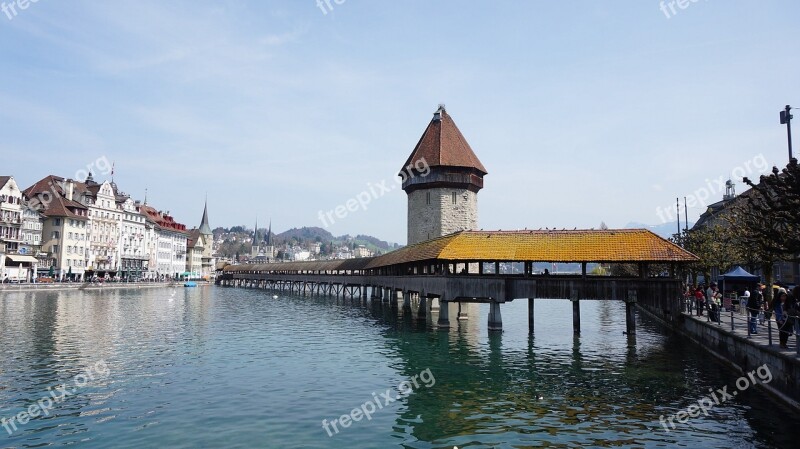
0,289,798,448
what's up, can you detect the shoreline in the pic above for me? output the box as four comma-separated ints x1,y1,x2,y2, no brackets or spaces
0,281,213,292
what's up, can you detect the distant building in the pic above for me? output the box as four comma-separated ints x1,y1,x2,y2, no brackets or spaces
1,176,38,281
119,197,148,280
186,200,215,278
250,219,275,263
23,176,89,280
402,105,487,245
692,179,799,285
354,245,372,258
140,205,189,279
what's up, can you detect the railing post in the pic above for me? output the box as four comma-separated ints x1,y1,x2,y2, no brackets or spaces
730,310,734,331
768,319,773,346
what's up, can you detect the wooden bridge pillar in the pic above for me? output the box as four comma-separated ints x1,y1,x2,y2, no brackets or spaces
437,298,451,328
488,300,503,331
571,290,581,335
528,298,535,334
402,291,411,311
418,292,428,319
626,289,637,334
457,302,469,320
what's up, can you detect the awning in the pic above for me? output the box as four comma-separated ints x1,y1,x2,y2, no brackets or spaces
6,254,39,263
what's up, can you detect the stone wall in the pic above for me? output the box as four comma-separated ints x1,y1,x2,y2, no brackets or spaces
638,305,800,409
407,188,477,245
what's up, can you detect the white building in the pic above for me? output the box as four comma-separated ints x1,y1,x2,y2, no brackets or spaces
119,197,148,279
140,205,188,279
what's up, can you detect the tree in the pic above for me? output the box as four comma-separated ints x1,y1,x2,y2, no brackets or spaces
682,223,742,284
742,158,800,259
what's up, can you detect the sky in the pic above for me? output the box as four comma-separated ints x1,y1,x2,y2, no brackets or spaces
1,0,798,244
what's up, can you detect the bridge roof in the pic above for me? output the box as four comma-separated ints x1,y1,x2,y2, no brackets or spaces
365,229,697,267
223,229,696,273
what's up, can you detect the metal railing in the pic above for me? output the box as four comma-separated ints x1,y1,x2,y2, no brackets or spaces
682,298,799,357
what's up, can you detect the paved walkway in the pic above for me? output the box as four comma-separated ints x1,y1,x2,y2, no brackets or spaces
682,308,800,358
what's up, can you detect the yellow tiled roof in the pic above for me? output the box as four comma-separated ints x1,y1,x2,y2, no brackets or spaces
224,229,697,273
365,229,697,268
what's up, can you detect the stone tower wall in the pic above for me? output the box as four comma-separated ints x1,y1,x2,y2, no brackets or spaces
407,187,478,245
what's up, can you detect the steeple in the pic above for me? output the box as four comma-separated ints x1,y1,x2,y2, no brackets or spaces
199,198,212,235
264,219,272,245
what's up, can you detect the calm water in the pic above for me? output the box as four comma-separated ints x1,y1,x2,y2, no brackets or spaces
0,286,797,448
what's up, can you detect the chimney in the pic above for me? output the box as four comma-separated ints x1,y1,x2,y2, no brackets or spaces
433,103,446,121
65,179,74,201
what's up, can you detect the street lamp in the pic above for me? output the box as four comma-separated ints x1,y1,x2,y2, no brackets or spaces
780,105,793,161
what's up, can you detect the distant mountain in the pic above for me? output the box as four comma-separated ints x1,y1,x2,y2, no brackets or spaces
274,227,335,244
625,221,693,240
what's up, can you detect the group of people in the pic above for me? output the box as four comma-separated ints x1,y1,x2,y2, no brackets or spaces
686,282,800,348
688,282,724,322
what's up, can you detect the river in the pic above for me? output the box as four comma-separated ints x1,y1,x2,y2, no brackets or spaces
0,286,797,448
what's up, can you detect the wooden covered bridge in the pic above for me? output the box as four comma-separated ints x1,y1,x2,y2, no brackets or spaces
218,229,698,333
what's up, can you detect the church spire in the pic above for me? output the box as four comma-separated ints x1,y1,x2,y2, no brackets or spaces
199,197,212,235
265,219,272,245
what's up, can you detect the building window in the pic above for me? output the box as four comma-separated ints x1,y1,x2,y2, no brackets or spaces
52,231,60,239
53,218,61,226
426,192,431,205
452,192,457,204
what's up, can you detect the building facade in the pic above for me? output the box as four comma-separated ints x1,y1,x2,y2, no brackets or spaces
402,106,487,245
119,197,148,280
23,176,90,280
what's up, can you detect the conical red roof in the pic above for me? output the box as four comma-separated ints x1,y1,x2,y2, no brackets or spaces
401,107,487,175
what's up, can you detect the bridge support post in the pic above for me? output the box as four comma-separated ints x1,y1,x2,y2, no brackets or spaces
626,290,637,334
571,290,581,335
418,292,428,319
402,291,411,311
488,300,503,331
528,298,535,334
457,302,469,320
437,298,451,328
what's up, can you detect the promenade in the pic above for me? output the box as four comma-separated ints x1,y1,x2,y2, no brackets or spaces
0,281,204,292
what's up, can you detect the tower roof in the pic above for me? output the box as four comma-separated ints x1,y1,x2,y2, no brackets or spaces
199,200,212,235
401,106,487,176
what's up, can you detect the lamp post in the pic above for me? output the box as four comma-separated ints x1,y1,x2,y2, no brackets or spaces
780,105,793,161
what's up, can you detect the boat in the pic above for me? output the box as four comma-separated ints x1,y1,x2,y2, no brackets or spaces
184,281,197,287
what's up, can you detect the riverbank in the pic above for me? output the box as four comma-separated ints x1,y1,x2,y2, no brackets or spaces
0,281,212,292
637,303,800,410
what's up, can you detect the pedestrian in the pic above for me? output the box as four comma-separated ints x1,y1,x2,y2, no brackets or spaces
695,285,706,317
707,283,721,323
774,291,791,348
747,283,764,334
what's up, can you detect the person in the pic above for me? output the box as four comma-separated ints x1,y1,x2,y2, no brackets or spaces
794,286,800,337
747,284,764,334
707,283,722,322
695,285,706,316
775,292,791,348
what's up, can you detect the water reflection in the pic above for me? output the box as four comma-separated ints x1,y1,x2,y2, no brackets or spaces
0,288,798,448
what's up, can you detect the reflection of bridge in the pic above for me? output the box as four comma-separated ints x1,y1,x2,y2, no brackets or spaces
218,229,697,334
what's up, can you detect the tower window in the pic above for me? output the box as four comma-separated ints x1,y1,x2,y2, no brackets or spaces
452,192,457,204
426,192,431,205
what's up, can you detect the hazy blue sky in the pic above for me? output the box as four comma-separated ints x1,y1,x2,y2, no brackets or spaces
1,1,798,244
